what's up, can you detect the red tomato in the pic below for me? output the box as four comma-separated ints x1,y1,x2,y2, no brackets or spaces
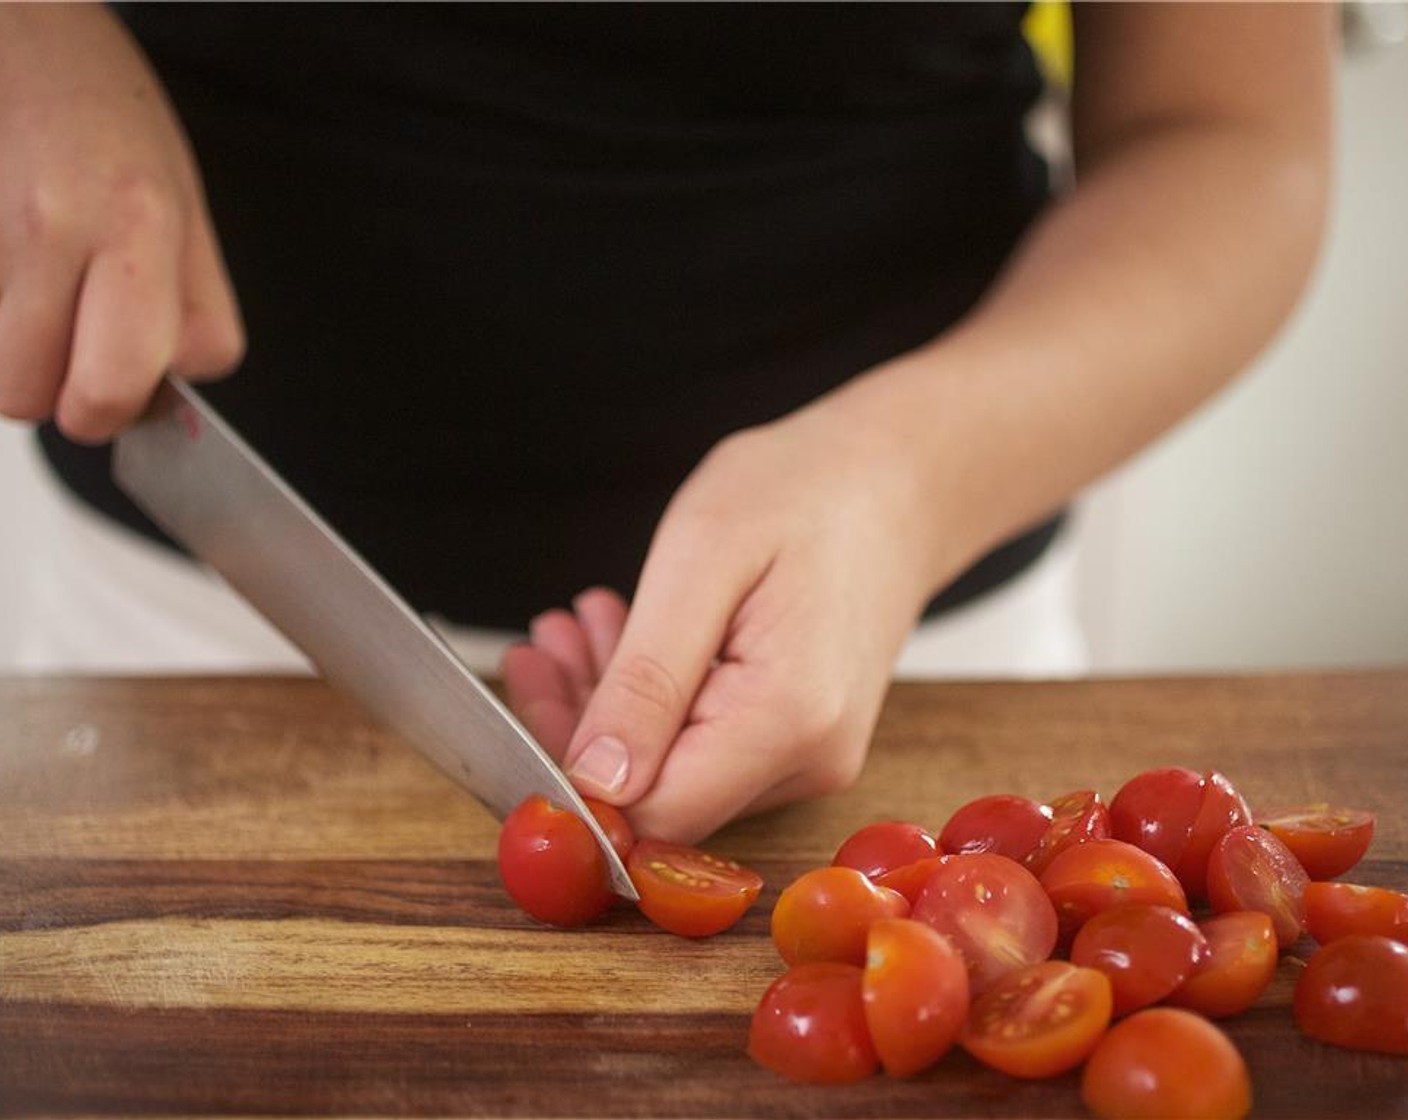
1166,911,1278,1019
497,794,613,927
1206,825,1309,948
862,918,970,1077
1109,767,1204,871
1255,804,1376,881
1069,903,1210,1017
747,962,879,1083
627,839,762,938
1304,881,1408,945
1173,771,1252,901
939,794,1051,862
583,797,635,862
1023,789,1111,877
959,961,1113,1079
911,852,1058,993
1081,1007,1252,1120
873,855,954,905
771,866,909,966
1294,934,1408,1055
833,820,939,880
1038,838,1189,943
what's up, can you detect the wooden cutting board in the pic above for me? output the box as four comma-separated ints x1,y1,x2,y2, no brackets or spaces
2,672,1406,1117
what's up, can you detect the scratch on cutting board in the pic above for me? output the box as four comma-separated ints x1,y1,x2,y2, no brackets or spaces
60,723,100,757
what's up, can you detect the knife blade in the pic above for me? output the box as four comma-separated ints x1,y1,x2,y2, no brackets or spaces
113,375,637,900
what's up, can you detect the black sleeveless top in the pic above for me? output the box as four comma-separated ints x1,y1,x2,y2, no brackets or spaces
40,3,1063,630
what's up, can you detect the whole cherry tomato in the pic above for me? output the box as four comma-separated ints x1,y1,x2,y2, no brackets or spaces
1293,934,1408,1055
771,866,908,966
1038,838,1189,943
497,795,614,927
862,918,970,1077
627,839,762,938
1255,804,1376,881
748,962,878,1083
832,820,940,880
1206,825,1309,948
1069,903,1210,1017
1023,789,1111,877
1173,772,1252,901
1109,767,1205,871
873,855,954,904
939,794,1051,862
1166,911,1278,1019
1304,881,1408,946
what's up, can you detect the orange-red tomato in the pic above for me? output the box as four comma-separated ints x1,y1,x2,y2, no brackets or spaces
1166,911,1278,1019
497,795,614,927
1255,804,1376,881
1069,903,1210,1017
1206,825,1309,948
1039,838,1189,943
862,918,970,1077
959,961,1113,1079
771,866,908,966
1173,771,1253,901
1081,1007,1252,1119
627,839,762,938
1023,789,1111,877
939,794,1051,862
911,852,1058,993
832,820,939,880
1109,767,1205,871
748,962,878,1083
873,854,954,904
1304,881,1408,946
583,797,635,862
1293,934,1408,1055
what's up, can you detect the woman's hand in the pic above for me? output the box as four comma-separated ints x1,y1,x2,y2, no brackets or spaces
0,4,243,443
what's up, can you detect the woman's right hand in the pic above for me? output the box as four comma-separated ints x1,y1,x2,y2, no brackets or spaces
0,4,243,443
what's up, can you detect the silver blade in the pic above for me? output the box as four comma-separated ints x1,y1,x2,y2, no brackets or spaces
113,375,636,900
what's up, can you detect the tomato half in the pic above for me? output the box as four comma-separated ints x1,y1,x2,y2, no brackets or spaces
1069,903,1210,1017
874,855,954,905
1293,934,1408,1055
627,839,763,938
1109,767,1204,871
939,794,1051,862
1174,771,1252,901
1023,789,1111,877
1081,1007,1252,1120
1166,911,1278,1020
1206,825,1309,948
1038,838,1189,943
771,865,909,966
1304,881,1408,946
862,918,970,1077
959,960,1112,1079
748,962,879,1083
1255,804,1376,881
833,820,940,880
497,794,613,927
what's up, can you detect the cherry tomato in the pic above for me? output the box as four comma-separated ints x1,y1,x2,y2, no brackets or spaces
583,797,635,862
748,962,878,1083
771,866,909,966
959,960,1113,1079
627,839,762,938
1255,804,1376,881
1081,1007,1252,1120
873,854,954,904
912,852,1058,993
1038,838,1189,943
1166,911,1278,1019
497,794,613,927
1023,789,1111,877
1206,825,1309,948
862,918,970,1077
1173,771,1252,901
833,820,939,880
939,794,1051,862
1304,881,1408,946
1109,767,1204,871
1294,935,1408,1055
1069,903,1210,1017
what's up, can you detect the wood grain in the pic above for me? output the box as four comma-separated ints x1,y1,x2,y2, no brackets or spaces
2,672,1407,1117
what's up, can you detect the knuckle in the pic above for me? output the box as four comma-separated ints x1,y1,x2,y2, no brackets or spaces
18,184,80,250
107,172,181,238
177,313,247,378
606,652,684,721
61,380,143,438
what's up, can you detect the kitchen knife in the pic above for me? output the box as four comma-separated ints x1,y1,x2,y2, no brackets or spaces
113,374,637,899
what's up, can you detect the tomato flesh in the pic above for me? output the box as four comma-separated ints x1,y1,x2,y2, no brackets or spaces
1255,804,1376,881
1304,881,1408,946
1038,838,1189,943
862,918,970,1077
1069,903,1210,1017
1166,911,1278,1019
497,795,614,927
748,962,878,1083
1206,825,1309,948
627,838,762,938
1293,934,1408,1055
939,794,1051,862
1109,767,1204,871
833,820,939,880
873,855,954,905
771,865,908,966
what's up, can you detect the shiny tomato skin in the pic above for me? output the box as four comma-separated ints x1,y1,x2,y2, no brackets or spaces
959,961,1113,1079
772,865,909,966
939,794,1051,862
1174,772,1253,901
1070,903,1211,1017
1039,838,1189,943
1206,825,1309,948
1023,789,1111,878
627,839,762,938
1166,911,1278,1019
874,855,955,905
748,962,879,1083
1109,767,1205,871
1255,804,1376,881
583,797,635,862
1294,935,1408,1055
833,820,940,880
863,918,970,1077
912,852,1059,994
1304,881,1408,945
497,795,613,927
1081,1007,1252,1120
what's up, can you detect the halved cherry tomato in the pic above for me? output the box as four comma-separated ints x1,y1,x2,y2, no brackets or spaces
1255,804,1376,881
748,962,879,1083
583,797,635,862
959,960,1113,1079
1166,911,1278,1019
1109,767,1204,872
1294,934,1408,1055
497,794,613,927
1069,903,1210,1017
771,866,909,966
1174,771,1252,901
627,839,762,938
1039,839,1189,943
874,855,954,905
1304,881,1408,946
1023,789,1111,877
833,820,940,880
862,918,970,1077
1081,1007,1252,1120
912,852,1058,993
1206,825,1309,948
939,794,1051,862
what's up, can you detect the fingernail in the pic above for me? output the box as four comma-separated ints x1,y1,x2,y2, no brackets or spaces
569,735,629,796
